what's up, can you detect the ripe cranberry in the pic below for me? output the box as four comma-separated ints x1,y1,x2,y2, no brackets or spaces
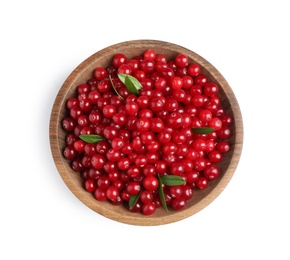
175,53,188,67
140,190,154,204
63,146,77,159
166,112,183,128
106,186,119,201
216,141,230,153
97,176,110,190
169,185,182,199
144,49,156,60
187,63,201,76
103,126,118,140
143,176,159,191
209,117,222,131
140,59,155,74
125,101,139,115
217,126,231,139
112,53,127,68
196,177,208,189
171,198,187,211
204,82,219,97
127,59,139,72
204,164,220,180
102,105,116,118
142,202,156,215
94,188,107,201
94,67,108,80
208,150,223,163
170,76,183,90
126,182,141,195
135,118,150,132
84,179,96,192
106,149,121,162
118,64,132,75
195,74,207,86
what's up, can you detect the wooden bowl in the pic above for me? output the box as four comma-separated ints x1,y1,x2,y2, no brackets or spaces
49,40,243,226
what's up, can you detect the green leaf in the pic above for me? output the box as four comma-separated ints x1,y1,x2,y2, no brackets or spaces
79,134,104,143
129,190,141,210
118,74,143,95
160,175,186,186
157,175,168,211
117,73,127,84
192,127,214,134
109,75,124,101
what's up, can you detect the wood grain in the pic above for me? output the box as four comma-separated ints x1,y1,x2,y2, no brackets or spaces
49,40,243,226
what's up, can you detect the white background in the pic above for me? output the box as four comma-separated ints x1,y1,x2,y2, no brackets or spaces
1,0,289,259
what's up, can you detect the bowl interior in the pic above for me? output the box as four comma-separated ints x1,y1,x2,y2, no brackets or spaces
50,40,243,226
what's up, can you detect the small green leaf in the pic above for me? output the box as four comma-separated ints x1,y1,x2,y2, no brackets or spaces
109,75,124,101
157,175,168,211
160,175,186,186
192,127,214,134
118,74,143,95
79,134,104,143
129,190,141,210
117,73,127,84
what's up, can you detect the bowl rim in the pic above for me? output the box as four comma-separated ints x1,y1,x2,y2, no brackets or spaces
49,39,243,226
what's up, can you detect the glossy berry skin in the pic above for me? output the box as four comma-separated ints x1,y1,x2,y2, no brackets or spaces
94,67,108,80
196,177,208,189
91,154,106,169
171,198,187,211
175,53,188,67
126,182,141,195
112,53,127,68
143,176,159,191
203,164,220,180
84,179,96,192
106,186,119,200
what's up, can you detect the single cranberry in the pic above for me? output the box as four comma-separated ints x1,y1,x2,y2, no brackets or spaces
140,59,155,74
94,188,107,201
142,202,156,215
204,164,220,180
126,181,141,195
94,67,108,80
106,149,121,162
62,117,77,132
97,176,110,190
63,146,77,159
175,53,188,67
106,186,119,201
143,176,159,191
216,141,230,153
125,101,139,115
187,63,201,76
143,49,156,60
166,112,183,128
209,150,223,163
181,185,193,200
127,59,139,72
91,154,106,169
118,64,132,75
84,178,96,192
112,53,127,68
171,198,187,211
135,117,150,132
127,165,141,178
217,126,231,139
195,177,208,189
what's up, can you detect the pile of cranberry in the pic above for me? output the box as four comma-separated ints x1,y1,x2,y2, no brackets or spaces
62,49,232,215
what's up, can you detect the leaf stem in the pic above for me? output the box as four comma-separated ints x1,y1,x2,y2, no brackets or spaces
109,75,124,102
